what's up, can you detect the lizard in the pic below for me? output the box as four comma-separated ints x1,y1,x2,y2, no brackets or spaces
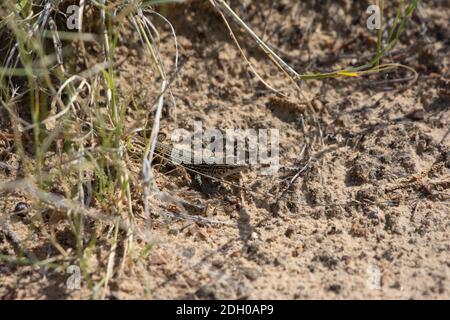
154,132,248,194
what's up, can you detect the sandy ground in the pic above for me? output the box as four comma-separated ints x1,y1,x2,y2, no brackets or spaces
0,0,449,299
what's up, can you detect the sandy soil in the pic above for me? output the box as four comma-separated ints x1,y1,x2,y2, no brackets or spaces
0,0,449,299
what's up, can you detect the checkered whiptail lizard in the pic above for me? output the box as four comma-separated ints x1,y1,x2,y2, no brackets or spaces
154,133,248,193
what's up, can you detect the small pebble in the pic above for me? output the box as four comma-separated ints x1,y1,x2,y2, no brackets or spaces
242,267,259,281
285,227,295,238
406,109,425,121
212,259,224,269
14,202,29,213
328,284,342,294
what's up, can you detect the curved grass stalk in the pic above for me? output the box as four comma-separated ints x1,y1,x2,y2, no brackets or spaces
19,75,91,132
210,0,420,86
